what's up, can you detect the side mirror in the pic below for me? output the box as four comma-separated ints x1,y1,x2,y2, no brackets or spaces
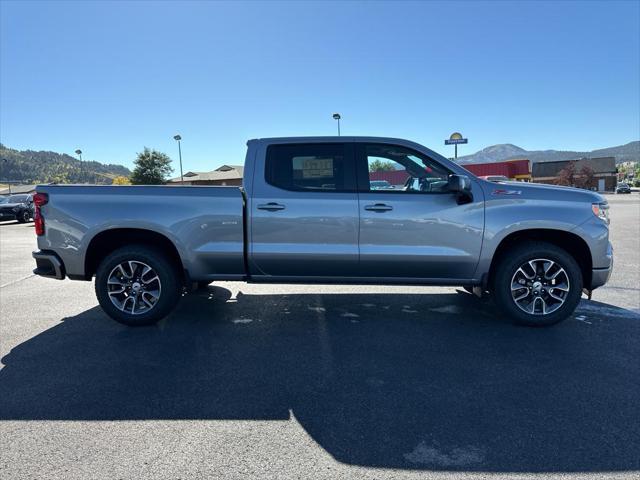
448,174,471,192
448,174,473,204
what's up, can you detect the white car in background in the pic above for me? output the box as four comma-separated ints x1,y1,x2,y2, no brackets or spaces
479,175,510,182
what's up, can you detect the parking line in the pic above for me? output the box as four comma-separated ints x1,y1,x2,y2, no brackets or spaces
0,273,35,289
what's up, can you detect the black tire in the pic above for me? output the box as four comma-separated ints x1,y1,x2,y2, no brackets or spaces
16,210,30,223
491,241,583,327
95,245,182,326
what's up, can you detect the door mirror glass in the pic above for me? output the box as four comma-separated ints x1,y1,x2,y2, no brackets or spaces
448,174,473,203
448,174,471,192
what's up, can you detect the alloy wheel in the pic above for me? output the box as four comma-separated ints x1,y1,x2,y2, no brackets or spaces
107,260,162,315
510,258,570,315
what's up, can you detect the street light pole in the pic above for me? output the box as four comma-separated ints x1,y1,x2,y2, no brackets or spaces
75,149,83,182
332,113,341,136
173,135,184,185
2,159,10,194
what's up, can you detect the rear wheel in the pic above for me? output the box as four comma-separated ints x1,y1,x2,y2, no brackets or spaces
17,210,30,223
95,245,182,326
491,241,583,326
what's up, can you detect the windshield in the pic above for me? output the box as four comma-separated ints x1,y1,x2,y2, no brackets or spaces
7,194,29,203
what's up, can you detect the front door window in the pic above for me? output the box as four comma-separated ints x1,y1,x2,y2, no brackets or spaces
363,144,450,194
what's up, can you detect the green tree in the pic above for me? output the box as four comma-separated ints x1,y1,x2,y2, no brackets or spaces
369,159,396,172
130,148,173,185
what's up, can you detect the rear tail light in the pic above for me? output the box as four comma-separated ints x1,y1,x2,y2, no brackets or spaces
33,192,48,236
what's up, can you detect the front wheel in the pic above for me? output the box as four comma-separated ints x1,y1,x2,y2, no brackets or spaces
95,245,182,326
492,242,583,327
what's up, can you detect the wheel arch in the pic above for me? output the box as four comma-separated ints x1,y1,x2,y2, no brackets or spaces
487,229,592,289
84,228,186,282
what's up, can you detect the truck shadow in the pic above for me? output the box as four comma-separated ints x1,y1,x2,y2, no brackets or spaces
1,288,639,472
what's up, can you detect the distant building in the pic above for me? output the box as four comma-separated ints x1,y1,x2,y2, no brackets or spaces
167,165,244,186
617,160,638,182
532,157,616,192
462,159,531,181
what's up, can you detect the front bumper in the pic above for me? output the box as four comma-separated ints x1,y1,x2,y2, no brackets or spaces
32,250,65,280
590,241,613,289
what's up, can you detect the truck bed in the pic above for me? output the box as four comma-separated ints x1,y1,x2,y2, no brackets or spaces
36,185,246,281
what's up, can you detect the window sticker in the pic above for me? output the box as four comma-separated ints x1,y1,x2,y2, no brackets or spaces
293,156,334,179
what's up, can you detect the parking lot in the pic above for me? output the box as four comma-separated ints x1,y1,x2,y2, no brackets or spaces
0,194,639,479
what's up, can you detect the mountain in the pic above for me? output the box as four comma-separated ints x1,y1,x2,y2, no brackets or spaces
456,144,527,163
457,141,640,165
0,144,131,184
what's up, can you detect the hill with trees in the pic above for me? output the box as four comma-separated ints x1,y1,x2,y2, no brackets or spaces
0,144,131,184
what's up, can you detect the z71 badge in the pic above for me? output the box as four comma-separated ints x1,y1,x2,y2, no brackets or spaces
492,189,522,196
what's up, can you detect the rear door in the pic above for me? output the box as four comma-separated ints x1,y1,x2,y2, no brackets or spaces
356,143,484,280
249,142,359,277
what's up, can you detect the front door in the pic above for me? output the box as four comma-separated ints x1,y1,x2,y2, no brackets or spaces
356,143,484,280
250,142,360,277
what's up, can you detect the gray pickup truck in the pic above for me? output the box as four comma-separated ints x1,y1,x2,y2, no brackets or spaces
32,137,613,327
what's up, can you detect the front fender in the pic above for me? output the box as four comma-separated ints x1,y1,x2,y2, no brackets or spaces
474,196,595,280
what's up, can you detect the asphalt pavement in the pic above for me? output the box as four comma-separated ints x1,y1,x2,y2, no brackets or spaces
1,194,639,480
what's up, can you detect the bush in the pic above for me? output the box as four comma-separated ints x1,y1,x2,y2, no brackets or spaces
112,175,131,185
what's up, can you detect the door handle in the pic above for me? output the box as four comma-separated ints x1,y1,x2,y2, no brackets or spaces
364,203,393,212
257,202,286,211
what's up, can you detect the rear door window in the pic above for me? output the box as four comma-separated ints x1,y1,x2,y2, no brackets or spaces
265,143,356,192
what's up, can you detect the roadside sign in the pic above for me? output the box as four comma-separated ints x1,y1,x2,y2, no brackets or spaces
444,132,468,159
445,138,468,145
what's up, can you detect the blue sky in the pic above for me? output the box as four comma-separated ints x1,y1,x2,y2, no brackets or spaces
1,0,639,172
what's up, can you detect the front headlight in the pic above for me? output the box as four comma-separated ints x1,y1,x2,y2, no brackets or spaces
592,202,610,224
